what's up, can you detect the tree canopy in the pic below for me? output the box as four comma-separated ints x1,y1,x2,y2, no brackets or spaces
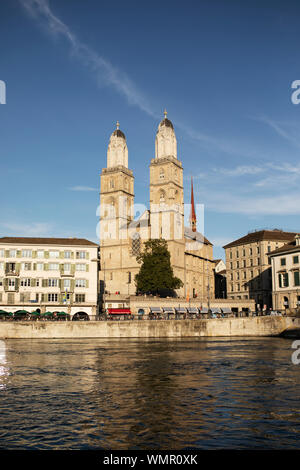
135,239,183,297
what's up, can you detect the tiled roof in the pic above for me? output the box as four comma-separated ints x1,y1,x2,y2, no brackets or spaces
223,230,298,249
0,237,98,246
269,238,300,256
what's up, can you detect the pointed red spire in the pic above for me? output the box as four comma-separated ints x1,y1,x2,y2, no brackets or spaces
190,176,197,232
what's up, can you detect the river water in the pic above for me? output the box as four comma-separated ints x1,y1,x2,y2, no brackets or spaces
0,337,299,450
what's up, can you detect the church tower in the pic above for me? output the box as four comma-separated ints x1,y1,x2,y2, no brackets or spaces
149,111,185,293
100,122,136,295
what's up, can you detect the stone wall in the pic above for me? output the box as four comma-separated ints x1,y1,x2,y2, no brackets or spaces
0,316,298,339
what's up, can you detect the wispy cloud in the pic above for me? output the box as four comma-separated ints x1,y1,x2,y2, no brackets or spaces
69,186,98,192
255,115,300,149
203,190,300,215
216,165,265,177
19,0,157,117
1,222,52,236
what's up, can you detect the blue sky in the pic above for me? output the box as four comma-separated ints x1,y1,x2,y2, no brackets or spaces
1,0,300,260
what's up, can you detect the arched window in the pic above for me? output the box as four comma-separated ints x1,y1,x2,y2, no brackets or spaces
160,190,165,203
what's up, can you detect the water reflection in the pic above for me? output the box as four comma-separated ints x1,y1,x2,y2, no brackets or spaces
0,338,299,449
0,340,10,390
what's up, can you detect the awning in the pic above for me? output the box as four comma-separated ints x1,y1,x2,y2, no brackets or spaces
186,307,198,314
108,308,131,315
175,307,187,313
221,307,232,314
211,307,221,314
163,307,174,313
150,307,161,313
200,307,209,313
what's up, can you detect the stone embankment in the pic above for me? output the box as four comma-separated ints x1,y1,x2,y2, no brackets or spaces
0,316,299,339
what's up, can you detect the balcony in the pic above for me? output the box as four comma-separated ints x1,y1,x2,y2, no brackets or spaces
5,269,19,276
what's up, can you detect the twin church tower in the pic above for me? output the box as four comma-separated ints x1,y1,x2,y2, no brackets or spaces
99,111,215,300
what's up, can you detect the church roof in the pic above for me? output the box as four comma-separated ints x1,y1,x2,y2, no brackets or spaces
112,129,126,139
158,117,174,130
158,109,174,130
184,227,213,245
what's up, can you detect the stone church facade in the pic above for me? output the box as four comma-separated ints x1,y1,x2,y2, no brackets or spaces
99,112,215,301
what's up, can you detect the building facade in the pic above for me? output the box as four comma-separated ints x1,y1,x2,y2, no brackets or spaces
224,230,297,309
214,259,227,299
99,112,215,301
0,237,99,318
269,234,300,311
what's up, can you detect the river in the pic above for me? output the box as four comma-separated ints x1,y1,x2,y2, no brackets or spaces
0,337,299,449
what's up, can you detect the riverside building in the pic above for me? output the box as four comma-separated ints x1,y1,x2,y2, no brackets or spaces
269,234,300,312
0,237,99,319
224,229,297,309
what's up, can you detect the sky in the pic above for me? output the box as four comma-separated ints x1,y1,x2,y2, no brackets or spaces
1,0,300,260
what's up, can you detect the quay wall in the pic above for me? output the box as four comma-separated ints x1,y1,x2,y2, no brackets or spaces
0,316,299,339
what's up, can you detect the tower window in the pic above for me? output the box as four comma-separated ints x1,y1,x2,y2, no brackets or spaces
131,233,141,256
159,168,165,179
160,190,165,202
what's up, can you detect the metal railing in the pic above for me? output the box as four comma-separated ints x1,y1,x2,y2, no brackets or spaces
0,311,283,322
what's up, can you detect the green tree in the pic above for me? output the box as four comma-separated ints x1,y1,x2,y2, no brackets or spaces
135,239,183,297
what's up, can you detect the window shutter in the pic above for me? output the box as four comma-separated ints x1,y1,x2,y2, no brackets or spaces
17,250,21,258
41,294,45,302
278,274,282,288
31,279,36,287
59,264,64,274
59,252,64,259
71,264,75,274
4,278,8,290
42,279,47,288
5,250,9,258
44,263,48,271
86,252,89,260
15,279,19,291
32,251,37,258
71,280,75,292
44,251,49,259
16,263,21,273
33,263,37,271
71,252,74,259
86,280,89,288
86,264,89,272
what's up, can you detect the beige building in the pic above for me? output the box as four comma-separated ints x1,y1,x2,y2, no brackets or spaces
269,234,300,312
224,230,297,309
99,113,215,302
0,237,99,318
213,259,227,299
